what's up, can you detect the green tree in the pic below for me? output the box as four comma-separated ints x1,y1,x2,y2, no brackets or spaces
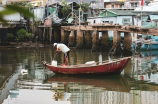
80,3,90,13
25,33,34,40
60,1,71,16
16,29,27,41
16,29,34,41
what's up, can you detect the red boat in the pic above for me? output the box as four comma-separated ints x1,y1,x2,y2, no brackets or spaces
45,57,131,75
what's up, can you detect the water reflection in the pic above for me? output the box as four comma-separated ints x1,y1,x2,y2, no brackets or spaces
1,47,158,104
132,51,158,85
46,75,130,92
46,75,130,102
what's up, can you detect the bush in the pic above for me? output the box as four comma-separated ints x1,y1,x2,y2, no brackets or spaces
16,28,34,41
25,33,34,40
16,28,27,41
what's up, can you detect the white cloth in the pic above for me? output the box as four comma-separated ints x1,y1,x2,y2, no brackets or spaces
57,44,70,53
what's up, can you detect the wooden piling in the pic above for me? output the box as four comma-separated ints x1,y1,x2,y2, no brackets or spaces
84,30,92,48
91,31,100,52
54,26,61,43
43,27,46,44
76,30,84,49
38,27,42,42
101,31,109,51
49,27,52,44
61,29,66,44
68,30,75,47
124,32,132,55
112,30,122,55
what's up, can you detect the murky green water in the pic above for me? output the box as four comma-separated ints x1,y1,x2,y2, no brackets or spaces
0,47,158,104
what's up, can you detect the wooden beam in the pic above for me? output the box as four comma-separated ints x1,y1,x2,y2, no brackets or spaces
61,25,158,36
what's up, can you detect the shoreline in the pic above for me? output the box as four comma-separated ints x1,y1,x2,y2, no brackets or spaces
0,42,47,48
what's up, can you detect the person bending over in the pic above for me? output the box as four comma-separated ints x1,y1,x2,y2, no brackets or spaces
53,43,70,66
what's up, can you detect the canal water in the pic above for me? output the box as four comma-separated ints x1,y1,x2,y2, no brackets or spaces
0,46,158,104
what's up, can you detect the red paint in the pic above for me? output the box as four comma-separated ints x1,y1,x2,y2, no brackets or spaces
46,57,131,75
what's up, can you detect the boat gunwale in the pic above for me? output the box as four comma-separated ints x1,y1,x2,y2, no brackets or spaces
46,57,131,69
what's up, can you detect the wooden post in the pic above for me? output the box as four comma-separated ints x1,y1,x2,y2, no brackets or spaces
39,27,43,43
61,29,65,43
76,30,84,49
43,27,45,44
38,27,41,42
54,26,61,43
85,30,92,48
112,30,122,55
49,27,52,44
101,31,109,51
124,32,132,55
61,29,69,45
91,31,100,52
68,30,75,47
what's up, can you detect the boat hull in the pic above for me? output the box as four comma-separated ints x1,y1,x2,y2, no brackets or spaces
46,57,131,75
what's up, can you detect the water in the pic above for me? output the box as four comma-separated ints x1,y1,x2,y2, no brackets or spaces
0,47,158,104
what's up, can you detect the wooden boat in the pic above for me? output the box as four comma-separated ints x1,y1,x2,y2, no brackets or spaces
46,75,130,92
45,57,131,75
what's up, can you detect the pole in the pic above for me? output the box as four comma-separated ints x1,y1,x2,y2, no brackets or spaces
141,7,142,27
72,2,73,19
78,0,81,26
47,0,48,17
79,8,80,26
141,0,144,27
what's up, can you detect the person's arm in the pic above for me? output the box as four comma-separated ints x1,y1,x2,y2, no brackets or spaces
54,48,61,56
54,48,58,56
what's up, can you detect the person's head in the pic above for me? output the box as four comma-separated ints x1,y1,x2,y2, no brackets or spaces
53,43,57,48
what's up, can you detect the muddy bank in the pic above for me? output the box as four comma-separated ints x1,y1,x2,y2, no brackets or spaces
0,42,46,48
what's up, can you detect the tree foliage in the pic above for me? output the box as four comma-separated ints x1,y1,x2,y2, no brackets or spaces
80,3,90,12
16,28,34,41
60,1,71,16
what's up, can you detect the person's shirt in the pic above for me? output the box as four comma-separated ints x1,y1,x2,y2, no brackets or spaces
57,44,70,53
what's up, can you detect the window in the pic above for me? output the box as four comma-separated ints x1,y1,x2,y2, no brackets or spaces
111,5,114,8
104,5,106,8
119,5,123,8
103,21,109,23
94,20,96,24
131,3,138,8
122,18,131,25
